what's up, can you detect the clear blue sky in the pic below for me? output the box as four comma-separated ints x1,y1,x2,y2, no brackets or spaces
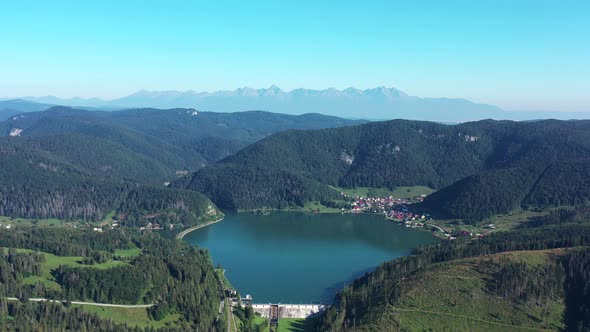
1,0,588,111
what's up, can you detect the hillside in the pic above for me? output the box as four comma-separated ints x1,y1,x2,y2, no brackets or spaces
175,119,590,220
314,207,590,331
0,106,363,229
0,99,53,121
0,143,221,228
0,106,365,183
0,227,224,331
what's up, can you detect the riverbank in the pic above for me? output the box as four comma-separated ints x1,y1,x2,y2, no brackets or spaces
176,217,224,239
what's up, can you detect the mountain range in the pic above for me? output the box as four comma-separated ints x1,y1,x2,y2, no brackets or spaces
4,86,589,122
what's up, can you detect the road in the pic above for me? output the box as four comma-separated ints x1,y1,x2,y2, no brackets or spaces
176,217,224,239
6,297,154,308
429,223,450,236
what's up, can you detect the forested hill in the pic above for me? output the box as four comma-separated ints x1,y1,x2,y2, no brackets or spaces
0,138,222,227
0,106,362,226
175,119,590,220
0,227,223,330
0,106,364,183
314,207,590,331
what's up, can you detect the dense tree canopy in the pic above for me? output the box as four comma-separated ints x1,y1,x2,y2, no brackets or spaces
176,119,590,220
0,227,224,331
315,207,590,331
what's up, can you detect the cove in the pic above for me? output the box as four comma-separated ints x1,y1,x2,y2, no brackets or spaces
183,212,437,304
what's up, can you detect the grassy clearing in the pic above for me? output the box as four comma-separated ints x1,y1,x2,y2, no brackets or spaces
2,247,128,292
334,186,435,198
74,305,181,329
252,315,270,332
482,208,550,231
282,201,344,214
41,251,127,274
277,318,313,332
99,210,117,226
0,216,66,227
21,275,61,291
493,248,566,267
430,208,553,238
389,249,566,331
114,247,142,258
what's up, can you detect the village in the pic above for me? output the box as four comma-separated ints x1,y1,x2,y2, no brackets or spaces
339,191,496,240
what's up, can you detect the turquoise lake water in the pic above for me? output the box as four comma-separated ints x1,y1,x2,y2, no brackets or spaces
183,212,436,304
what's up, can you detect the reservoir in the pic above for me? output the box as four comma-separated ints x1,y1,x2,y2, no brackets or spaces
183,212,437,304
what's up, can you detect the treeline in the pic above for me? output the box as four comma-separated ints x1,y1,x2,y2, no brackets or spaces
0,106,363,180
1,134,173,183
0,147,220,227
562,249,590,331
118,186,222,228
520,206,590,228
0,151,128,221
492,258,564,301
0,227,223,331
177,164,340,210
423,159,590,223
0,299,148,332
314,211,590,331
422,165,541,222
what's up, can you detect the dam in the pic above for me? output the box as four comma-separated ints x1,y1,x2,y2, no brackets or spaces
251,303,328,319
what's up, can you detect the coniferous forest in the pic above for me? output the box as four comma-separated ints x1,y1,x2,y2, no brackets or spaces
176,119,590,221
0,227,222,331
1,107,590,331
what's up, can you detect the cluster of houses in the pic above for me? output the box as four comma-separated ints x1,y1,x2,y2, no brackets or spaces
139,222,164,230
340,192,499,241
349,196,415,214
387,205,430,227
345,194,431,228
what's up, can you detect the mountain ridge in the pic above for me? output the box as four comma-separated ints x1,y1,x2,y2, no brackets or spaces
4,88,590,122
175,118,590,221
4,86,503,122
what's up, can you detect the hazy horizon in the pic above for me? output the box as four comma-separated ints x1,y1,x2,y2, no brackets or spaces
1,1,589,113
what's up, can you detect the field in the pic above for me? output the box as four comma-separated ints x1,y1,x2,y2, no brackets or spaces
335,186,435,198
4,247,128,292
297,201,343,213
381,249,567,331
252,315,269,332
0,216,68,227
4,245,185,327
114,247,142,258
430,208,554,237
74,305,181,329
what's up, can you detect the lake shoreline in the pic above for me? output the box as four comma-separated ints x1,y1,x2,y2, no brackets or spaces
176,217,224,239
182,212,437,303
240,208,446,238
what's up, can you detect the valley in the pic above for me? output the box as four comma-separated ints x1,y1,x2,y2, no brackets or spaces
3,3,589,331
0,106,589,331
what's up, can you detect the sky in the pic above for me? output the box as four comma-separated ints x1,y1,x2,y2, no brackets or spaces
0,0,589,112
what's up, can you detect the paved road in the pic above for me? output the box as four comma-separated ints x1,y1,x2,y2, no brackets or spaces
176,217,224,239
6,297,154,308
